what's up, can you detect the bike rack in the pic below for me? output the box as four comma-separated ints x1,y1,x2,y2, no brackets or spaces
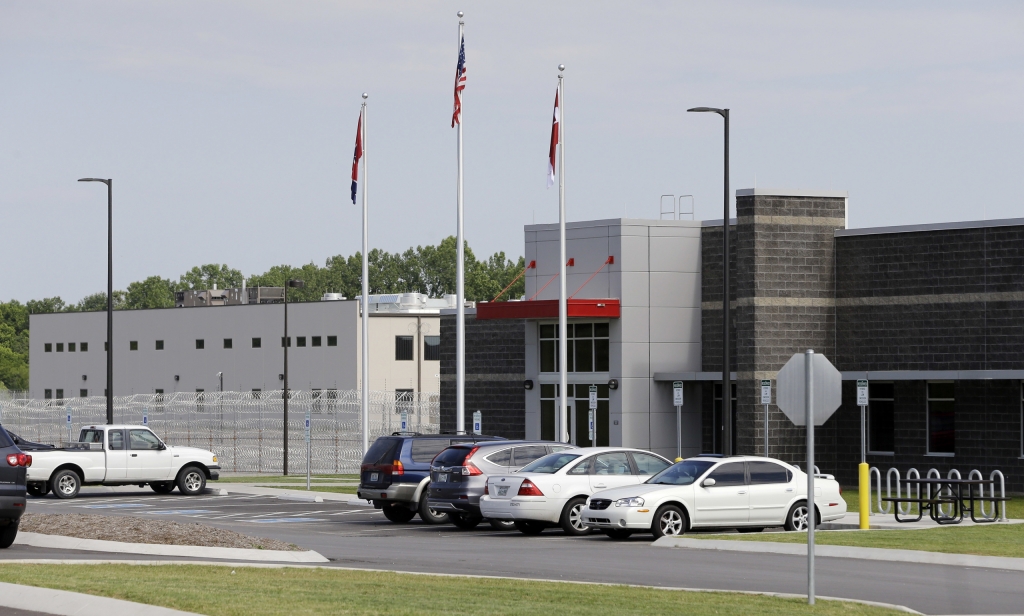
870,466,889,514
872,466,1009,522
991,470,1007,521
968,469,994,520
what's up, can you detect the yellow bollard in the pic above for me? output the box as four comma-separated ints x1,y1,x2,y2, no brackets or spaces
858,462,870,529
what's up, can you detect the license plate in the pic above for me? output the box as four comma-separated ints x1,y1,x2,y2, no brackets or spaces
370,472,379,482
438,473,449,483
497,486,509,496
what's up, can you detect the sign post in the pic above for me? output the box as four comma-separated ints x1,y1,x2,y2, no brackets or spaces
672,381,684,460
66,409,73,444
472,411,482,435
588,386,598,446
856,379,870,529
776,350,842,607
760,379,771,457
305,409,311,491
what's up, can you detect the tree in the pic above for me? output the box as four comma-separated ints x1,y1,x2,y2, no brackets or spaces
0,345,28,390
125,276,176,309
25,297,67,314
178,264,244,291
68,291,126,312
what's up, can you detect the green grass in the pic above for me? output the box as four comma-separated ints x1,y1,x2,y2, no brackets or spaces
0,564,905,616
254,485,358,494
216,474,358,484
696,523,1024,558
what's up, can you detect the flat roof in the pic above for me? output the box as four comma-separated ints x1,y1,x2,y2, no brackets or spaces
735,188,848,199
836,217,1024,238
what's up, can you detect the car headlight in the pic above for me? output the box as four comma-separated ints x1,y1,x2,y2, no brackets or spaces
212,455,218,463
614,497,644,507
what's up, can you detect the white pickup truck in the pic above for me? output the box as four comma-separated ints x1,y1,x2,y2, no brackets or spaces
25,425,220,499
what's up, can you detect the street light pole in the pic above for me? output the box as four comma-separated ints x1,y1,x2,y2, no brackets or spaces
282,279,304,475
78,178,114,425
686,107,731,455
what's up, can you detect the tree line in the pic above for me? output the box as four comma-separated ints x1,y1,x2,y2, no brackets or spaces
0,236,525,390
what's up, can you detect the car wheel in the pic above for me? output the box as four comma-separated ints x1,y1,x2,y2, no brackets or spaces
603,529,633,540
737,527,765,534
514,520,546,535
151,482,176,494
418,492,449,524
0,523,18,549
381,504,416,523
27,483,49,497
51,469,81,499
785,501,820,531
449,513,482,530
177,466,206,496
559,497,591,536
651,504,687,538
488,519,516,531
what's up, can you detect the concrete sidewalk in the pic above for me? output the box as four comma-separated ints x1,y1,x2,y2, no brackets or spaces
0,581,202,616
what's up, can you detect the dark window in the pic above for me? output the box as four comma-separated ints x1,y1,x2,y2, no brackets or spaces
80,342,88,352
327,335,338,346
68,343,76,352
129,341,138,351
707,461,746,486
312,336,322,347
539,322,609,373
44,389,52,399
928,382,955,454
56,389,63,399
45,343,52,352
631,452,671,475
395,336,414,361
361,437,399,465
108,430,125,450
154,389,163,395
252,337,261,348
297,336,306,347
79,389,88,397
433,447,474,467
223,338,232,349
155,340,164,350
713,383,738,455
411,438,450,463
196,339,205,350
56,343,64,352
647,460,716,486
281,337,291,347
539,383,561,441
129,429,162,450
512,446,548,467
748,461,791,484
424,336,441,361
485,448,512,466
868,382,895,454
105,342,109,351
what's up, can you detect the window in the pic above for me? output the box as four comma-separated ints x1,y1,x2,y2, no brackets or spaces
80,429,104,445
223,338,232,349
327,335,338,346
748,461,792,484
592,452,632,475
45,343,52,352
79,389,88,398
485,448,512,466
868,382,895,454
281,337,291,347
631,452,671,476
80,342,88,352
312,336,322,347
707,461,746,486
540,383,562,441
511,446,548,467
196,389,205,412
154,389,163,395
129,341,138,351
395,336,414,361
56,343,64,352
539,323,610,373
68,343,76,352
252,337,262,348
927,382,955,455
56,389,63,400
129,429,162,450
196,339,205,350
424,336,441,361
713,383,738,455
44,389,52,399
108,430,125,451
155,340,164,350
296,336,306,347
411,439,450,463
105,342,109,351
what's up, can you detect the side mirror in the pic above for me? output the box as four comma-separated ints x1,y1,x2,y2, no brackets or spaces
158,443,167,451
701,478,716,487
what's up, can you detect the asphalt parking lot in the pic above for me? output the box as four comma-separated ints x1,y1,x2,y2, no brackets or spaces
5,487,1024,615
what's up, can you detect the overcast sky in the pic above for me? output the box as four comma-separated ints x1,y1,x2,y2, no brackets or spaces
2,1,1022,303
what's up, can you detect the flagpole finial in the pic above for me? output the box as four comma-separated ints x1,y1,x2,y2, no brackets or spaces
558,64,565,72
362,92,368,99
457,11,464,18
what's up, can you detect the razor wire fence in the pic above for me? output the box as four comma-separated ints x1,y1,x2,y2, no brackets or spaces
0,390,439,475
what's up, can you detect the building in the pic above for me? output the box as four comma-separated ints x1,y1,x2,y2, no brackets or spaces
29,293,454,399
441,189,1024,491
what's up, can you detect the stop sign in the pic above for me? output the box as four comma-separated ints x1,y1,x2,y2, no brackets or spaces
776,352,842,426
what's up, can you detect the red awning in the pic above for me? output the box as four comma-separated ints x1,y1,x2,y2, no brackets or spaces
476,298,620,320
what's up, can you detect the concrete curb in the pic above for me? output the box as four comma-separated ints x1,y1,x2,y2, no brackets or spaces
0,581,202,616
14,532,329,563
653,537,1024,572
219,485,355,502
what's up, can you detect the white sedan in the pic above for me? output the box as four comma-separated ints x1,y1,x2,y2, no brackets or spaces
582,456,847,539
479,447,672,535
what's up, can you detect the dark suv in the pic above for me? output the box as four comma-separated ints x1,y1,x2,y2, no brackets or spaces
358,433,505,524
0,424,30,549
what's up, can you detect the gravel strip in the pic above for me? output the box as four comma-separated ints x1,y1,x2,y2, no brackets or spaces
19,513,302,551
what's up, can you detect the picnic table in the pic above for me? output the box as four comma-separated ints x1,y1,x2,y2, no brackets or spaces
882,477,1010,525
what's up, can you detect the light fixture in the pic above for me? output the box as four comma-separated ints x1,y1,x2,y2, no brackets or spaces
523,380,534,390
174,375,180,381
608,379,618,390
82,375,87,381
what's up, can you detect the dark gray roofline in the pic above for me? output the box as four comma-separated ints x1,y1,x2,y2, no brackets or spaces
836,217,1024,238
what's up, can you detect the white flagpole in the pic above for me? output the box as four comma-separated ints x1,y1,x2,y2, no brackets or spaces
456,13,466,435
557,64,568,444
360,93,370,454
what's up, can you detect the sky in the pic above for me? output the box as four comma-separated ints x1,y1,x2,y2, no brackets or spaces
1,1,1022,303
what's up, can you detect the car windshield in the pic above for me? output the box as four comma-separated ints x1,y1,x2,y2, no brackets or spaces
646,460,716,485
518,452,581,474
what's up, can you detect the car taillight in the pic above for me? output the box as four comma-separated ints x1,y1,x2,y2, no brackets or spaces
6,453,30,467
392,460,404,476
517,479,544,496
5,454,16,467
838,485,842,496
24,454,31,467
464,462,483,476
483,483,489,495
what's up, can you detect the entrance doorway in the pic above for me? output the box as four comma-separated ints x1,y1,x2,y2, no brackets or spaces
572,383,609,447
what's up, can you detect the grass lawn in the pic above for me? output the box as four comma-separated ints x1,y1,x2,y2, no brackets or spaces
216,474,358,484
0,564,906,616
254,485,358,494
840,489,1021,520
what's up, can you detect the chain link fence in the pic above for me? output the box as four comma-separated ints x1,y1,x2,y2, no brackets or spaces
0,390,439,475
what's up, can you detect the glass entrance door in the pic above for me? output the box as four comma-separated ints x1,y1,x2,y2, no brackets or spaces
573,384,609,447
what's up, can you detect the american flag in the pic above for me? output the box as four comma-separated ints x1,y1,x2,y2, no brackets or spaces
547,89,559,188
451,36,466,127
350,112,362,204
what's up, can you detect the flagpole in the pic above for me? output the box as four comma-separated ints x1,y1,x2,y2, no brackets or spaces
557,64,568,444
360,93,370,454
456,12,466,435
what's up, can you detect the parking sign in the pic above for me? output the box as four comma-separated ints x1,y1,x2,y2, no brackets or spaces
761,380,771,405
588,409,595,441
589,385,598,410
400,410,408,432
472,411,482,435
857,380,869,406
672,381,684,407
305,410,311,443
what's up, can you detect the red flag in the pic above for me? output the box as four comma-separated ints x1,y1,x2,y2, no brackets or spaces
350,112,362,204
547,89,559,188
